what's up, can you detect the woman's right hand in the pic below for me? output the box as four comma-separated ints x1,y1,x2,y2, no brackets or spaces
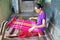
29,17,34,20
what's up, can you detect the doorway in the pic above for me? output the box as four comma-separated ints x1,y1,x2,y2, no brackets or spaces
19,0,35,12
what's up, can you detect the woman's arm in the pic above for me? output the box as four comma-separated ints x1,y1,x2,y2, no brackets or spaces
29,19,46,32
29,17,37,20
35,19,46,28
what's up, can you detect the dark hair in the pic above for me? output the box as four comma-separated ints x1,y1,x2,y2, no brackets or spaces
35,3,43,9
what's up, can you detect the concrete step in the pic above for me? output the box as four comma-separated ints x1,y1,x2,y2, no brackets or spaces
3,36,47,40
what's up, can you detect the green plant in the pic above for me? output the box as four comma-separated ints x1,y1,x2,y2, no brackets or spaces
38,0,42,4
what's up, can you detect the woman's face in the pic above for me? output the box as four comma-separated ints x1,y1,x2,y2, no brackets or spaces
35,7,41,13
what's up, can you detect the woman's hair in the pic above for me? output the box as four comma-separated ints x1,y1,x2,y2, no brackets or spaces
35,3,43,9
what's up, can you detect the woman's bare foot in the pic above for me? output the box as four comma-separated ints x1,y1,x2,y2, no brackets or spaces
5,34,18,38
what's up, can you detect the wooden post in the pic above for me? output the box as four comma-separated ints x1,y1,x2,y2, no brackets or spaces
0,21,6,35
1,21,8,40
20,0,24,12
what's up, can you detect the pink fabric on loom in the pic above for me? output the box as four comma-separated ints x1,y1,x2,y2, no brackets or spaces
7,16,17,28
7,17,39,32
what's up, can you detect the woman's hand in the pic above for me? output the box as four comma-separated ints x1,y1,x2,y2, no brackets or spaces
28,27,35,32
29,17,34,20
29,17,37,20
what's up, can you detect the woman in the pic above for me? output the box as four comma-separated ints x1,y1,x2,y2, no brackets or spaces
29,3,46,34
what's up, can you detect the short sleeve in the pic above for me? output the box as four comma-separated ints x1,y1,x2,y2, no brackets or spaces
42,12,46,20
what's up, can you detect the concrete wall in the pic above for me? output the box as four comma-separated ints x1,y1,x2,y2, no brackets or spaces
52,0,60,40
45,0,60,40
0,0,11,24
